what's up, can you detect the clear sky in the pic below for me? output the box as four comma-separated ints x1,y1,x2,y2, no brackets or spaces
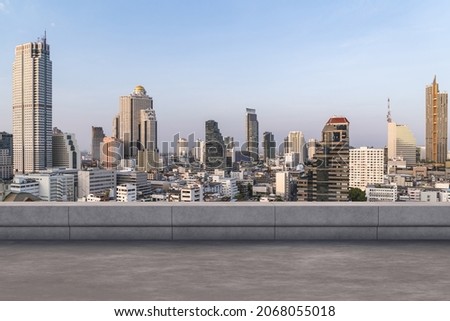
1,0,450,151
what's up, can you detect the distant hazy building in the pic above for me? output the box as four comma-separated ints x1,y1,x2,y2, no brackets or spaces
193,139,205,164
91,126,105,161
113,86,158,164
349,147,384,191
244,108,259,161
307,138,317,160
426,76,448,163
100,136,123,169
13,36,52,173
205,120,225,170
262,132,276,163
52,128,81,170
285,131,306,165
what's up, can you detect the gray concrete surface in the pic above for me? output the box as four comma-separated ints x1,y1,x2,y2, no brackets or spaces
1,241,450,300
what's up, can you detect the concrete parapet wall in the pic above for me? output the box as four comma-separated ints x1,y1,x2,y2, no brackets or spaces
0,203,449,240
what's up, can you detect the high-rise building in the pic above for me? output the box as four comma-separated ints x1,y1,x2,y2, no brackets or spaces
0,132,13,180
312,116,350,201
13,35,52,173
387,99,417,166
262,131,275,163
205,120,225,170
224,136,235,168
276,171,290,200
52,127,81,170
113,86,158,161
285,131,306,164
100,136,124,169
349,147,384,191
245,108,259,161
426,76,448,163
91,126,105,161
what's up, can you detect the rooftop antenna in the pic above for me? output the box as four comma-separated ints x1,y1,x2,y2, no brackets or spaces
387,98,392,123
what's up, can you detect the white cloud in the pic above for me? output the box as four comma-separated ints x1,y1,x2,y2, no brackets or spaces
0,3,5,12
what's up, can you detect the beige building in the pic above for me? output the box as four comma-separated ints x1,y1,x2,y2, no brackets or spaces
113,86,157,161
13,36,52,173
285,131,306,165
100,136,123,169
387,122,416,166
52,128,81,170
349,147,384,191
426,76,448,163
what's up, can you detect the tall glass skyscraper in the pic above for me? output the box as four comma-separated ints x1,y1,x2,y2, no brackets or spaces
245,108,259,161
12,35,52,173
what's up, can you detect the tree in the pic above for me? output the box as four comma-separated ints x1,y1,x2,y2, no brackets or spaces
349,188,366,202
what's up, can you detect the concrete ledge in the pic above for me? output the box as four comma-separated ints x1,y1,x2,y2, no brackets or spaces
70,227,172,240
276,227,377,240
173,227,274,240
275,205,378,226
378,227,450,240
0,227,69,240
0,203,449,240
0,206,68,226
172,204,274,226
69,205,171,226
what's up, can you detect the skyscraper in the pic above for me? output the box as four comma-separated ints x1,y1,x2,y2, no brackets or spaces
91,126,105,161
387,99,416,166
205,120,225,170
426,76,448,163
313,116,350,201
349,147,384,191
245,108,259,161
113,85,157,159
13,35,52,173
262,131,275,163
285,131,306,167
52,127,81,170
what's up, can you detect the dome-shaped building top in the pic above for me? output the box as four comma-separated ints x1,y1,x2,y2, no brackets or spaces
133,85,147,95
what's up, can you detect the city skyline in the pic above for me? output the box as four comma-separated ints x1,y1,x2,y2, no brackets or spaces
1,1,450,151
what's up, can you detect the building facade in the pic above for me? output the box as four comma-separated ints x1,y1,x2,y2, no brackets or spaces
205,120,225,170
426,76,448,163
91,126,105,161
13,36,52,173
262,132,276,163
349,147,384,191
52,128,81,170
245,108,259,161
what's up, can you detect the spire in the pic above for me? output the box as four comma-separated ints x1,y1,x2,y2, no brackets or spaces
433,75,437,84
387,98,392,123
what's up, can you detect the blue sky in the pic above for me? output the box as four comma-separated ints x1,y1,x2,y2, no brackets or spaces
1,0,450,151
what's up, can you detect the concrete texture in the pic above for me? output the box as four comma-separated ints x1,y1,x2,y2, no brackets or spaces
173,227,274,240
1,241,450,300
275,205,378,226
0,227,69,240
276,227,377,240
0,205,68,226
379,206,450,226
70,227,172,240
379,227,450,240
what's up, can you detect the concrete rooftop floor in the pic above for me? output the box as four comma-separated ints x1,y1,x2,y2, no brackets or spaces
1,241,449,301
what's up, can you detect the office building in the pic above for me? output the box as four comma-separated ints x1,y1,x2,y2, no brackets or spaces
113,85,158,161
276,171,290,200
262,132,275,163
245,108,259,161
205,120,225,170
13,35,52,173
312,116,350,201
52,128,81,170
349,147,384,191
426,76,448,163
116,183,137,202
78,169,116,199
366,184,397,202
285,131,306,165
0,132,13,180
100,136,123,169
91,126,105,161
117,169,152,199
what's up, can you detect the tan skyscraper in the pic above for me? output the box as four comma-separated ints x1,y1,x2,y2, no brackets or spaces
426,76,448,163
12,35,52,173
113,86,158,170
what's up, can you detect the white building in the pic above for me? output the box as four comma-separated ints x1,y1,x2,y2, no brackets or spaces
10,177,40,197
13,36,52,174
285,131,306,166
14,173,75,202
275,171,290,200
116,183,137,202
407,188,422,202
366,184,397,202
78,169,116,200
349,147,384,191
420,190,439,202
180,184,203,202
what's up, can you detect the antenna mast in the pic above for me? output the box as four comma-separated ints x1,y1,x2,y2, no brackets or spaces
387,98,392,123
